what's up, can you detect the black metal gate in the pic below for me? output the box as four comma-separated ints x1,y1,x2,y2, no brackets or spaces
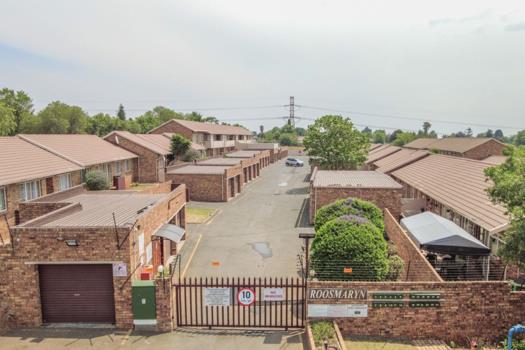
174,277,306,329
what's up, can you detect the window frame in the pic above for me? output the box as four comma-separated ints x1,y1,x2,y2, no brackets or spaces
58,173,72,192
19,180,43,202
0,187,7,212
115,161,122,176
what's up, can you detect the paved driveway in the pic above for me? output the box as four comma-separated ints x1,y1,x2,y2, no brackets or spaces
183,156,311,278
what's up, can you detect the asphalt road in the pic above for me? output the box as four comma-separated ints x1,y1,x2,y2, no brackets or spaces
183,156,311,278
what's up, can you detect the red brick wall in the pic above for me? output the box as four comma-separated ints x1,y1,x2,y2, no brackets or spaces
384,209,443,282
17,202,72,224
463,140,506,160
105,133,164,183
155,278,172,331
310,186,402,224
167,173,225,201
149,120,194,140
308,280,525,344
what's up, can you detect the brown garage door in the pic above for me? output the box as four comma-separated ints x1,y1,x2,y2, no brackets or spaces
39,264,116,323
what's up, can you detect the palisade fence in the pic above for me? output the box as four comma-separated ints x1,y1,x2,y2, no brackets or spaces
174,277,306,329
305,259,507,282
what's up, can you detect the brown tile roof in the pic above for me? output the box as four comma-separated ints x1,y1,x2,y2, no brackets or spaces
369,143,383,151
365,145,401,164
0,137,83,186
404,138,438,149
405,137,506,154
368,144,391,154
391,154,509,233
312,170,402,189
105,131,169,155
481,155,507,165
243,143,279,150
374,149,430,174
149,119,252,136
19,134,137,167
167,165,228,175
20,192,165,227
225,151,260,158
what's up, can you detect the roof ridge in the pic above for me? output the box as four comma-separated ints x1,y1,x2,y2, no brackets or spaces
17,134,85,167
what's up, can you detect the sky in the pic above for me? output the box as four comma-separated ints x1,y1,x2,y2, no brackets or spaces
0,0,524,136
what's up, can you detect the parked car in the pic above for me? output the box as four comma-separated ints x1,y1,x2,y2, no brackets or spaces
285,158,304,167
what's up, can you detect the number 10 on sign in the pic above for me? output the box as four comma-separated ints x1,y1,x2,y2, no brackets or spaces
237,288,256,306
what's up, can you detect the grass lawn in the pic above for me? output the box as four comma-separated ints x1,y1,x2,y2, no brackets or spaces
187,207,217,224
345,337,417,350
129,183,159,191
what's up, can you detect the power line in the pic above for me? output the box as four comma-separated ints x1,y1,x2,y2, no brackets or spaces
297,105,523,131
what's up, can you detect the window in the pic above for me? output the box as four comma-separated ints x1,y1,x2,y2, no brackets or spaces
0,187,6,212
115,161,122,176
102,164,111,179
59,173,72,191
19,180,42,202
214,134,222,141
124,159,130,172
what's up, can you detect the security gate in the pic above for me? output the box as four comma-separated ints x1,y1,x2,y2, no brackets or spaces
174,277,306,329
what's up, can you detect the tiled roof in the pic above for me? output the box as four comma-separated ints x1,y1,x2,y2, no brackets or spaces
482,155,507,166
368,144,391,154
391,154,509,233
374,149,430,174
0,137,82,186
149,119,252,136
167,165,228,175
405,137,505,154
243,143,279,150
225,151,260,158
19,134,137,167
369,143,383,151
105,131,169,155
21,192,164,227
365,145,401,164
197,158,242,166
312,170,402,189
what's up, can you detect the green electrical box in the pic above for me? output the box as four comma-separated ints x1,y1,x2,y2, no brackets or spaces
132,280,156,322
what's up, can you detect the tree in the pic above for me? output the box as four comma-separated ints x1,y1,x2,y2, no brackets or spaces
181,149,201,162
259,125,264,138
85,170,109,190
465,127,473,137
170,133,191,160
117,104,126,121
279,133,297,146
485,146,525,269
372,130,387,144
37,101,88,134
494,129,504,140
311,216,389,281
0,88,34,134
303,115,369,170
513,130,525,146
422,122,432,135
391,131,417,146
0,102,16,136
388,129,403,143
86,113,117,136
314,198,385,232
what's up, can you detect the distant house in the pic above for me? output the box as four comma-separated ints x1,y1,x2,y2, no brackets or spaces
18,134,138,186
404,137,506,160
390,154,509,252
0,137,83,243
148,119,253,157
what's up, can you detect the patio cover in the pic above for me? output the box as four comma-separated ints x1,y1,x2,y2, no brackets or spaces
153,224,185,243
400,212,490,256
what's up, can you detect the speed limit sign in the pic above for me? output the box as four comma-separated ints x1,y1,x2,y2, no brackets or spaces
237,288,256,306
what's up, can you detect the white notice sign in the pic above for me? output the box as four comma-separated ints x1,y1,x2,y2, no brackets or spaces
308,304,368,318
112,262,127,277
204,288,231,306
263,288,285,301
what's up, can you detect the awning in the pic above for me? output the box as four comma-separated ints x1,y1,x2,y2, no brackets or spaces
153,224,185,243
400,212,490,256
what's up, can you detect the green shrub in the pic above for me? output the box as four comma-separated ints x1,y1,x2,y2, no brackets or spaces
310,321,335,347
181,149,201,162
85,170,109,190
314,198,384,232
502,339,525,350
386,254,405,281
311,216,389,281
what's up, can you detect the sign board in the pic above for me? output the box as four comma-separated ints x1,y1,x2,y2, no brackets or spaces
112,262,127,277
237,288,256,306
204,287,231,307
308,288,367,300
263,288,285,302
308,304,368,318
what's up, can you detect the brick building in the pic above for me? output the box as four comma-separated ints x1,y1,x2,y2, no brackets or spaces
235,142,287,163
148,119,253,157
19,134,138,186
0,184,186,329
309,169,403,223
225,150,271,169
404,137,506,160
390,154,509,252
0,137,83,244
166,164,242,202
196,157,259,184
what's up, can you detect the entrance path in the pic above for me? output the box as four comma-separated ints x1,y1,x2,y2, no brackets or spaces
182,156,311,278
0,328,304,350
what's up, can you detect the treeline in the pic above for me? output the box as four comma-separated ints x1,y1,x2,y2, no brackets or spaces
0,87,244,136
364,122,525,146
258,123,305,146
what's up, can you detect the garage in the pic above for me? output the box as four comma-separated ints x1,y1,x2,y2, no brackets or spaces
39,264,116,324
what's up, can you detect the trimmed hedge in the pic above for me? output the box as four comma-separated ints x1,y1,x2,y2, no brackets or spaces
311,216,389,281
314,198,384,232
